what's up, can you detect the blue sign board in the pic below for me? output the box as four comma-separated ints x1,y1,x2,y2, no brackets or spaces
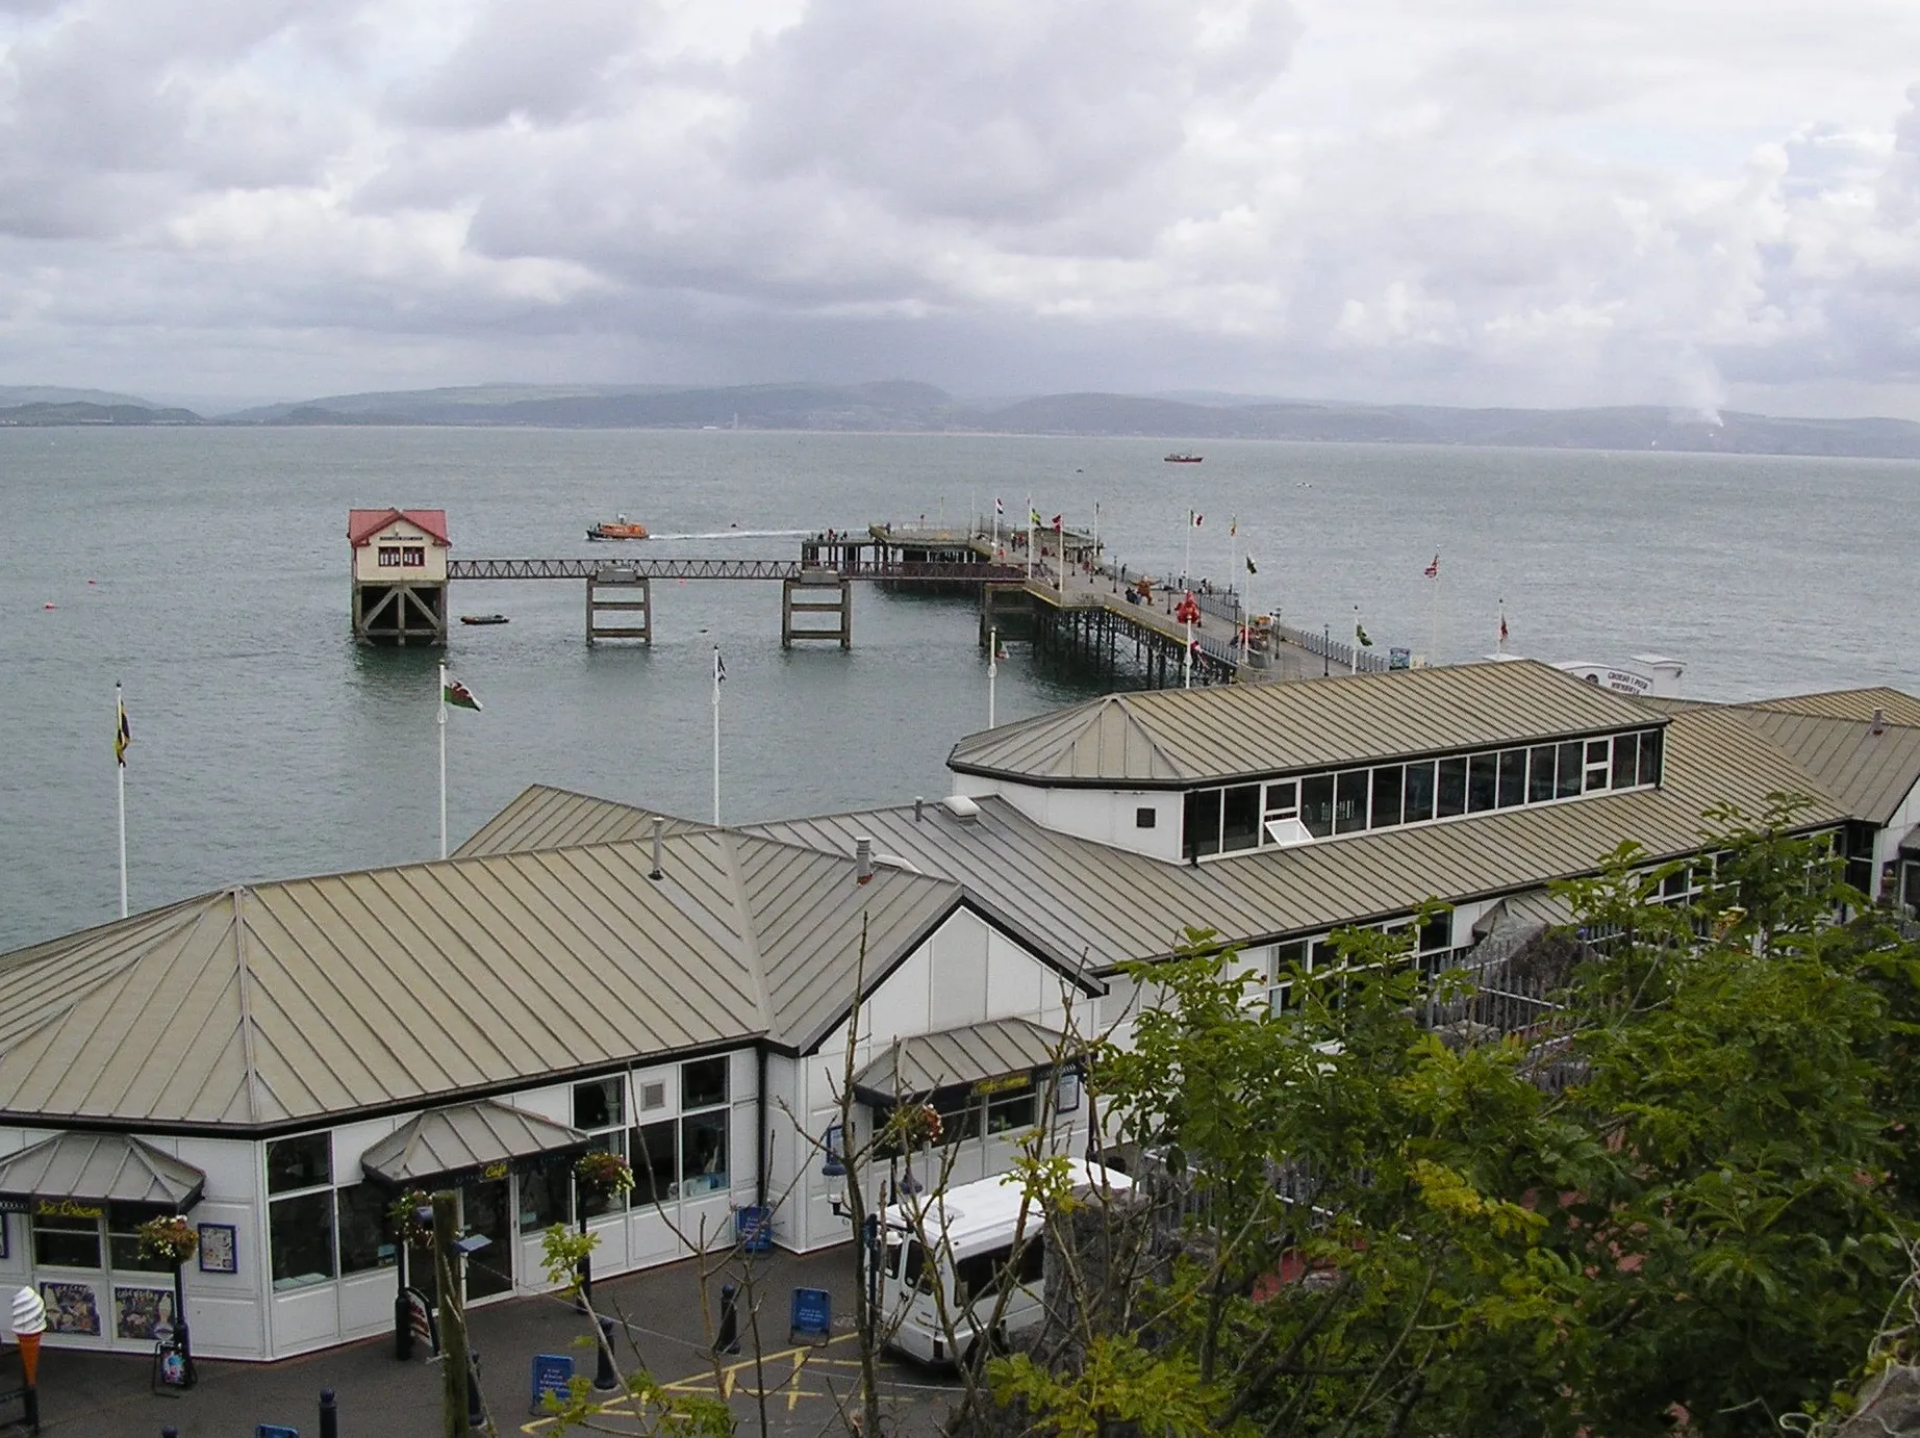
256,1427,299,1438
1389,646,1412,670
790,1286,832,1344
530,1353,574,1413
736,1205,773,1255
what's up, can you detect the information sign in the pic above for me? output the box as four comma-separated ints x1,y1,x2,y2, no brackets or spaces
530,1353,574,1413
1389,646,1412,670
736,1205,773,1255
790,1286,832,1345
256,1427,300,1438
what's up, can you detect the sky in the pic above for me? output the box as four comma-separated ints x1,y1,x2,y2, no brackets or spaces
1,0,1918,416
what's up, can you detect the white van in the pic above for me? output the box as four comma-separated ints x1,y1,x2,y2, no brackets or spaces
877,1162,1132,1367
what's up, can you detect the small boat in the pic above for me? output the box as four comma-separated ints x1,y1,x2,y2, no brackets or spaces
460,613,509,626
587,515,650,541
1164,453,1203,463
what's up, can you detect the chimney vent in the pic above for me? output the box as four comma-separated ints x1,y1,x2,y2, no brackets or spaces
913,796,925,823
855,836,874,885
649,816,665,880
941,794,982,823
1872,706,1887,736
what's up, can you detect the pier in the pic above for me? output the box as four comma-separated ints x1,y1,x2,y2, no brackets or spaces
353,510,1396,688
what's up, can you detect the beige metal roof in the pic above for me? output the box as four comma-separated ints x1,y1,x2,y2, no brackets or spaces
1749,687,1920,727
455,784,707,858
0,1132,205,1209
756,706,1843,971
1710,707,1920,824
359,1100,590,1186
853,1018,1071,1102
947,660,1664,786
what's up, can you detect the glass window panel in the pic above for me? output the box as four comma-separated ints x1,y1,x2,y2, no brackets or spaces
34,1212,102,1269
1556,743,1584,798
1264,780,1298,816
681,1057,729,1111
681,1110,729,1195
269,1191,336,1290
986,1091,1037,1136
1612,733,1638,788
1419,913,1454,953
1496,750,1527,808
1271,941,1307,982
933,1089,982,1144
573,1077,624,1131
1529,746,1557,803
266,1133,331,1195
108,1204,175,1272
519,1155,573,1234
338,1184,396,1274
1638,729,1664,786
1402,763,1435,822
1183,789,1222,859
629,1121,677,1206
1585,762,1610,792
1436,758,1467,818
1221,785,1262,852
1300,775,1336,838
1370,767,1404,828
1334,771,1369,834
582,1131,629,1216
1467,754,1499,812
1587,739,1609,764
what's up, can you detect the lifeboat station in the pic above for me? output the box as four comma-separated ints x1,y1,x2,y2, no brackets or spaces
4,661,1920,1362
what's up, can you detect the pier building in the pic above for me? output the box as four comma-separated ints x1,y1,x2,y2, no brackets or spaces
348,508,450,645
4,663,1920,1361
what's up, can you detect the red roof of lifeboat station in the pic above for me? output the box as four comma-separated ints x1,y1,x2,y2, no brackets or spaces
348,509,450,548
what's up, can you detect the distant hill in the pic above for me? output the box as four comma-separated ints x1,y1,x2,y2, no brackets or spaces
11,378,1920,458
0,401,202,427
0,384,168,409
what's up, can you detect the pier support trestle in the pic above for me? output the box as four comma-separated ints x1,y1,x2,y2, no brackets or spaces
782,572,853,649
586,568,652,644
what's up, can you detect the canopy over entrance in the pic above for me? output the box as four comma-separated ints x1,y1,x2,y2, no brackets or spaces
853,1017,1072,1106
360,1099,591,1188
0,1132,206,1212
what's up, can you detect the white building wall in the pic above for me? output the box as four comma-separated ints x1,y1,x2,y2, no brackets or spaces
351,520,448,583
950,777,1185,862
1874,777,1920,892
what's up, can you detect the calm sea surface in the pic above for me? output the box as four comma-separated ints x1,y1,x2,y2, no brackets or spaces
2,427,1916,950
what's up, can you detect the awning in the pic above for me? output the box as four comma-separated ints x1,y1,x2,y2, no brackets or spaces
0,1132,206,1212
360,1100,591,1188
853,1017,1073,1106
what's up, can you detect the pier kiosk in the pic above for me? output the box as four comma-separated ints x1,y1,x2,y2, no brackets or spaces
349,509,450,646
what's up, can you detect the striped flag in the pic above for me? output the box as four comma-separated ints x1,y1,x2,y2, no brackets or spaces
1424,554,1440,579
994,498,1003,516
115,689,131,766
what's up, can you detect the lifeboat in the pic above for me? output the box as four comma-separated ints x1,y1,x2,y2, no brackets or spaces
1163,453,1203,463
587,515,650,541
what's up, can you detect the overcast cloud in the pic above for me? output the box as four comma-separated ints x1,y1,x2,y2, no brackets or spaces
2,0,1918,413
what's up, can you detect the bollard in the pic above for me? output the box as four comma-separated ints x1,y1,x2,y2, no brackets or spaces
320,1386,340,1438
714,1282,741,1355
21,1387,38,1435
162,1429,177,1438
593,1316,619,1391
394,1287,413,1361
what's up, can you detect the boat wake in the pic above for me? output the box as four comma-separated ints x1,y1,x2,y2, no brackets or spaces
647,528,815,542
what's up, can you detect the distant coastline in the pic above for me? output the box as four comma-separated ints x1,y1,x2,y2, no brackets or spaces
6,381,1920,460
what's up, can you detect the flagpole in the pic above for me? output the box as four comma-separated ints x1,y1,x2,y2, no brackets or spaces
1184,615,1193,689
115,683,128,918
1025,495,1033,581
1352,606,1360,677
988,626,998,728
1498,597,1507,656
437,663,448,860
1183,508,1192,591
1429,576,1439,666
712,646,722,825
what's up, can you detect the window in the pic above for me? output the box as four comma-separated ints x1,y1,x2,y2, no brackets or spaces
1403,763,1435,823
401,546,425,567
1300,775,1336,838
1418,912,1454,954
267,1133,331,1194
1221,785,1262,851
1183,789,1222,859
933,1088,982,1144
681,1057,729,1111
1334,771,1368,834
1529,746,1557,803
33,1209,102,1269
1135,807,1156,829
629,1121,677,1206
108,1204,174,1272
1556,742,1583,798
1637,728,1663,786
269,1190,336,1290
986,1090,1037,1136
1497,750,1527,808
1585,738,1612,791
681,1111,729,1195
1612,732,1640,789
573,1077,625,1131
1264,781,1298,818
1269,940,1309,1012
378,546,402,567
1370,766,1404,828
1467,753,1498,813
1436,758,1467,817
337,1184,397,1275
519,1155,573,1235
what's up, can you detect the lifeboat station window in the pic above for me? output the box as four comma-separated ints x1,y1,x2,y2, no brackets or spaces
401,546,425,567
377,546,403,567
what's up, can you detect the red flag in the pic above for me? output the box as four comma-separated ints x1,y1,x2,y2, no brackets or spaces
1424,554,1439,578
1499,614,1509,642
1051,514,1063,532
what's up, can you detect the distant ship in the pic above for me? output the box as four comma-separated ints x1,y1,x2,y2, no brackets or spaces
587,516,650,541
460,613,509,626
1164,453,1203,463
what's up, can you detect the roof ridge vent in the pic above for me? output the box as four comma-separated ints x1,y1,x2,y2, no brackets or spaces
941,794,982,822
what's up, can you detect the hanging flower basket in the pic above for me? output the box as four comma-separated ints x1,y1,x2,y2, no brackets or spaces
575,1149,635,1198
137,1214,199,1266
894,1103,944,1148
389,1189,434,1248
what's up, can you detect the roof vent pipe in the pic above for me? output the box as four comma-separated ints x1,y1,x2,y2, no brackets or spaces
1872,706,1887,736
855,836,874,885
914,796,925,823
649,816,665,880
